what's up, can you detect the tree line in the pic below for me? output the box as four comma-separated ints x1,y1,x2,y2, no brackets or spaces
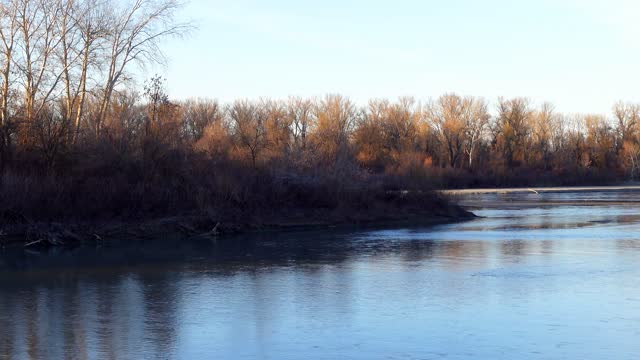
5,79,637,184
166,94,639,187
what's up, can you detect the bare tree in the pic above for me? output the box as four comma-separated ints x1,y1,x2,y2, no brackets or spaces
383,97,420,160
613,101,640,153
583,114,615,169
63,0,111,142
622,140,640,180
0,0,19,127
261,99,291,160
0,0,20,175
354,99,388,169
288,96,314,153
180,98,222,142
96,0,190,135
229,100,267,168
427,94,475,168
15,0,67,125
59,0,78,122
462,97,489,169
313,94,357,167
528,102,556,169
494,97,531,168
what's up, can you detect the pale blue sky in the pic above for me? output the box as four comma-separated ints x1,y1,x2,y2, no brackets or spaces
157,0,640,114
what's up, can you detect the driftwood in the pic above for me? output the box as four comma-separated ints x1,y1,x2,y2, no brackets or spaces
198,222,221,238
23,225,85,247
24,233,64,247
3,216,231,248
24,239,45,248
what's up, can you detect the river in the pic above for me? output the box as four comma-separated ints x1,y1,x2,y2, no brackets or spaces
1,191,640,359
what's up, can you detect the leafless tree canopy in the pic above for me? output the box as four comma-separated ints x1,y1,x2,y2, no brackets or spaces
0,0,189,170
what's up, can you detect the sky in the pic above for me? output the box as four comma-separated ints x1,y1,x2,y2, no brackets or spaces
155,0,640,114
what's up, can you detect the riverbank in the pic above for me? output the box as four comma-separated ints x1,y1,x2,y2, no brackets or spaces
0,192,474,249
441,185,640,211
441,185,640,195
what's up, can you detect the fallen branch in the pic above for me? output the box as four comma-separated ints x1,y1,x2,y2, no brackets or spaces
198,222,221,238
24,239,44,248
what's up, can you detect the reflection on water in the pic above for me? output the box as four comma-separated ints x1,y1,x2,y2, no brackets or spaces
2,192,640,359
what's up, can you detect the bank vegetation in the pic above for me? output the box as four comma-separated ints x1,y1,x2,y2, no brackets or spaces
1,0,637,243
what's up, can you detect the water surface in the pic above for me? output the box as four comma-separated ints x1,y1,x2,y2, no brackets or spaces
1,191,640,359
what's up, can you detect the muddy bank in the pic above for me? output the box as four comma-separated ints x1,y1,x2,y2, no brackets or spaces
0,201,475,249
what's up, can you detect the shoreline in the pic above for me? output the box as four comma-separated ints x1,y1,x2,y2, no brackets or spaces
0,206,476,250
5,185,640,249
440,185,640,195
